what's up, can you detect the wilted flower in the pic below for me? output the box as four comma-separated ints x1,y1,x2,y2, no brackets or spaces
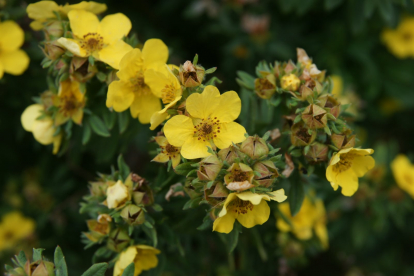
107,228,130,252
106,180,130,209
179,60,205,87
302,104,328,129
84,215,111,242
120,205,145,225
218,145,246,165
331,130,356,150
42,40,65,60
198,155,223,181
254,74,276,99
224,163,255,192
304,143,328,163
53,79,86,126
290,122,316,147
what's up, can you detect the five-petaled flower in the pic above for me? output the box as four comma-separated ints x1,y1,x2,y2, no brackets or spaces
106,39,170,123
0,211,35,251
0,21,30,79
326,147,375,196
164,86,247,159
152,136,181,169
53,79,86,126
57,10,132,69
213,190,287,234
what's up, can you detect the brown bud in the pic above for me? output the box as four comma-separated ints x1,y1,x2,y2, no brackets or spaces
70,56,97,82
44,20,64,39
240,135,269,159
179,61,205,87
197,155,223,181
319,95,340,119
42,41,65,60
89,180,109,197
107,228,130,252
209,181,229,198
84,218,111,242
281,74,300,91
218,145,246,165
290,122,316,147
253,160,279,187
254,73,276,99
120,204,145,225
304,143,328,162
331,131,355,150
224,163,255,192
301,104,328,129
32,261,55,276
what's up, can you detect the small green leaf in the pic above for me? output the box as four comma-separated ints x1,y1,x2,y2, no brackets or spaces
118,111,130,134
87,115,110,137
54,246,68,276
81,263,108,276
121,263,135,276
193,54,198,65
174,162,198,175
117,154,130,182
88,55,95,66
82,123,92,145
33,248,45,262
15,251,27,267
152,204,163,212
205,67,217,74
183,197,202,210
289,174,305,216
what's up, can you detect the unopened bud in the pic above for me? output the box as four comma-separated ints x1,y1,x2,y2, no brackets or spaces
197,155,223,181
253,160,279,187
281,74,300,91
44,20,64,39
120,204,145,225
32,261,55,276
42,41,65,60
107,228,130,252
301,104,327,129
331,131,355,150
304,143,328,162
179,61,205,87
218,145,246,165
240,135,269,159
290,122,316,147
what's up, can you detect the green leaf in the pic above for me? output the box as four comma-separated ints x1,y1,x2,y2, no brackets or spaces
118,111,130,134
289,174,305,216
81,263,108,276
82,122,92,145
152,204,163,211
121,263,135,276
54,246,68,276
206,181,214,189
174,162,198,176
142,223,158,247
33,248,45,262
87,115,110,137
88,55,95,66
197,215,212,231
117,155,130,182
15,251,27,267
96,72,107,82
183,197,202,210
205,67,217,74
193,54,198,65
103,110,117,130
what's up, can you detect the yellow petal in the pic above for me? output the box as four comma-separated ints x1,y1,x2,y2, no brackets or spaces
294,227,313,240
98,40,133,69
213,122,246,149
54,112,70,126
214,91,241,123
136,252,159,271
0,21,25,51
150,112,169,130
152,153,169,163
164,115,194,147
267,189,288,202
21,104,43,132
32,118,55,145
130,88,161,124
99,13,131,44
154,136,168,146
52,134,62,154
106,80,134,112
117,48,143,81
236,200,270,228
30,20,45,31
144,68,171,98
114,246,138,276
26,1,59,20
0,61,3,79
106,180,129,209
336,171,359,196
235,191,265,205
57,38,87,57
213,213,236,234
351,155,375,177
186,85,221,119
62,1,107,15
71,109,84,125
142,39,169,67
181,136,212,159
171,154,181,168
67,10,99,38
325,164,335,182
0,50,30,76
218,193,238,217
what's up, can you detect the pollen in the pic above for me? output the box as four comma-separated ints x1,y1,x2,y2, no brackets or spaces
130,71,148,93
161,143,179,158
161,84,176,104
232,199,254,215
193,117,220,141
79,33,104,54
332,152,355,173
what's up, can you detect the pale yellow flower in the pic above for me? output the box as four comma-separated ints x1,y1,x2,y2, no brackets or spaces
57,10,132,69
106,180,129,209
0,211,35,251
114,245,160,276
0,21,30,79
391,154,414,198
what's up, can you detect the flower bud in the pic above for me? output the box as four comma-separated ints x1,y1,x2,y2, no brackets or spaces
253,160,279,187
84,217,111,242
106,180,129,209
290,122,316,147
179,60,205,87
70,56,97,82
331,131,355,150
301,104,328,129
319,95,340,119
240,135,269,159
31,261,55,276
89,180,110,197
132,176,154,206
42,41,65,60
107,228,131,252
40,91,55,110
304,143,328,162
197,155,223,181
281,74,301,91
224,163,255,192
208,181,229,198
254,74,276,99
184,178,203,199
120,205,145,225
44,20,64,39
218,145,246,165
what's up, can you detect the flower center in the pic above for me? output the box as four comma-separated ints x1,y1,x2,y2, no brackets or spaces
333,152,355,173
3,231,13,240
194,117,221,142
130,71,149,94
161,84,176,104
232,198,254,215
230,168,250,182
296,127,311,143
161,143,179,158
80,33,104,54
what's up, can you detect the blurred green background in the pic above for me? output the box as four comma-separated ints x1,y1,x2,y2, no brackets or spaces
1,0,414,275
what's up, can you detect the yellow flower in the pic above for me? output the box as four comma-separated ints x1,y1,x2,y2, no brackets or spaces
382,17,414,58
21,104,62,154
106,39,169,123
213,190,287,234
0,21,30,79
114,245,160,276
106,180,130,209
330,75,343,96
152,136,181,168
391,154,414,198
326,148,375,196
27,1,107,31
277,197,328,249
146,64,182,130
53,79,86,126
0,211,35,251
57,10,132,69
164,86,247,159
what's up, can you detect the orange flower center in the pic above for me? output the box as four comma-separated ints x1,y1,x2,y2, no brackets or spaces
80,33,104,54
232,198,254,215
161,143,179,158
333,153,355,173
161,84,176,104
193,117,221,142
